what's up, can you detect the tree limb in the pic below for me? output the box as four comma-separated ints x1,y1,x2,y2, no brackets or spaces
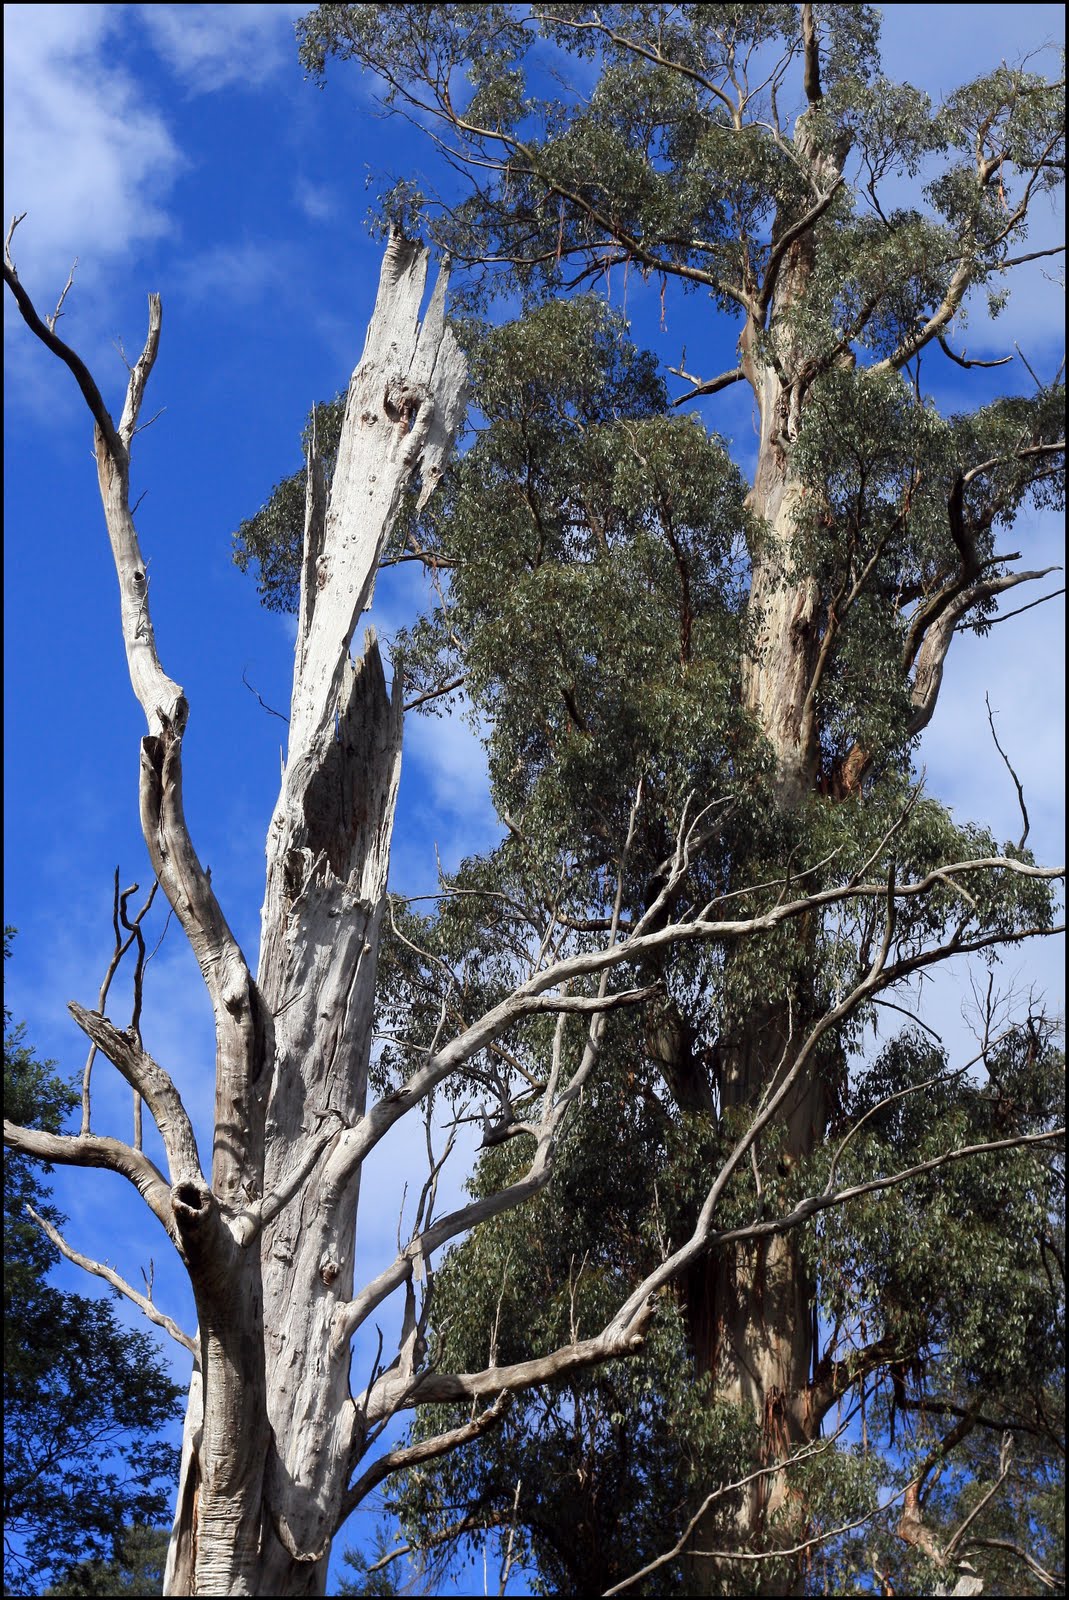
26,1203,197,1356
361,1293,657,1425
3,1121,175,1241
67,1002,203,1188
4,235,269,1216
342,1391,512,1520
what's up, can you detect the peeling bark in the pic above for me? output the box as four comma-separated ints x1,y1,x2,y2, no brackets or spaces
160,235,469,1595
3,229,468,1595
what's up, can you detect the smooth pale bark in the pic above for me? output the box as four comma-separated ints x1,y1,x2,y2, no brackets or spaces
684,50,849,1588
0,228,471,1596
676,29,1050,1580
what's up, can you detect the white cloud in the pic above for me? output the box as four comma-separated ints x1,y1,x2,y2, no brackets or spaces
404,706,493,820
3,5,182,288
135,3,304,95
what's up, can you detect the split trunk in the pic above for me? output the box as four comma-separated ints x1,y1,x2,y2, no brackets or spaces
163,234,467,1596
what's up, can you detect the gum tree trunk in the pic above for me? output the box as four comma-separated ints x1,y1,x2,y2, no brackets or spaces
685,80,847,1588
158,233,468,1596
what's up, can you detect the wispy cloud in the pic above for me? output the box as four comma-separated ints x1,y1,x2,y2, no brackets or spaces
294,178,338,224
177,239,292,304
135,3,304,95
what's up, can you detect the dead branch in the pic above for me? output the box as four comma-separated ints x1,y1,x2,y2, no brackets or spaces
960,1538,1061,1590
362,1293,657,1425
985,693,1030,849
4,239,268,1219
81,871,157,1136
67,1002,203,1189
27,1203,197,1356
241,667,289,723
3,1120,175,1241
937,333,1013,370
960,585,1064,630
4,227,124,460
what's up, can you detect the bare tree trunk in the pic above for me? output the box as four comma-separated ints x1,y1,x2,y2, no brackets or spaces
158,232,468,1596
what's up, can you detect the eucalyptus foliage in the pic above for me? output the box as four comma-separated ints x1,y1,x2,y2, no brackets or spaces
228,5,1065,1592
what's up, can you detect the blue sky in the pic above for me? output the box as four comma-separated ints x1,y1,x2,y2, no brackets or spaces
3,5,1064,1593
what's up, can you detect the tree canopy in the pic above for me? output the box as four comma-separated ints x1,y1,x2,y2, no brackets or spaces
227,5,1067,1591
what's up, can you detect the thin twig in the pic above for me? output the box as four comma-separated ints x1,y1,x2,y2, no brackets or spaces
241,667,289,723
132,404,167,436
1014,341,1045,390
961,585,1064,630
47,258,78,333
985,692,1030,850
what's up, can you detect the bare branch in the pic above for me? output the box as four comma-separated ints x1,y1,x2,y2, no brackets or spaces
720,1129,1066,1257
936,333,1013,370
326,847,1062,1206
961,440,1064,487
985,693,1030,849
3,1120,175,1241
46,257,78,332
361,1294,657,1425
669,363,747,405
342,1391,511,1520
67,1002,204,1189
26,1203,197,1356
682,1486,916,1577
960,1537,1061,1590
241,667,289,723
960,585,1064,630
4,237,124,460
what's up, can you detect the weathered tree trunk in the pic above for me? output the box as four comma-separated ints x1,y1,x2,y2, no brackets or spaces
162,232,468,1596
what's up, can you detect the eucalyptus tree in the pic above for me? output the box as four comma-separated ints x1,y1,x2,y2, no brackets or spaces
339,305,1062,1593
2,5,1064,1597
257,0,1064,1587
